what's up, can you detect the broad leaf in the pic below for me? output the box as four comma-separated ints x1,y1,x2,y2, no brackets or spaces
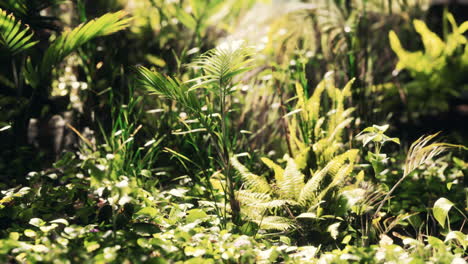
433,197,454,228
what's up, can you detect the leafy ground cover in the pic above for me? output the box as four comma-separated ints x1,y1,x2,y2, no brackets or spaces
0,0,467,263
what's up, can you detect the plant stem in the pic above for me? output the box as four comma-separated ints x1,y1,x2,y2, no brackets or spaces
374,172,408,218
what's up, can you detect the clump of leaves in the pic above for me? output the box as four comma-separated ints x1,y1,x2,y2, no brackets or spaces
389,12,468,112
232,148,358,231
228,74,361,235
282,72,356,175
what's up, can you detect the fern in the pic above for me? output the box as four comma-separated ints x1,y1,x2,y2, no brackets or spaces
255,216,294,231
278,155,305,200
40,11,132,78
233,73,360,231
288,72,355,167
231,156,271,194
0,8,38,55
389,13,468,111
261,157,285,183
299,149,358,207
234,149,358,230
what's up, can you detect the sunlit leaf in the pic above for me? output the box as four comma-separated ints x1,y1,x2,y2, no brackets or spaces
433,197,454,228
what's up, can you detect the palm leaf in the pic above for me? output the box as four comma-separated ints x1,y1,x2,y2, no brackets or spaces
188,40,253,90
41,11,131,77
133,66,200,112
0,8,38,55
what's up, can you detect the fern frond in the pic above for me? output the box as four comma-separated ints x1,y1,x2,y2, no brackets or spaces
237,190,271,204
231,156,271,194
189,40,253,90
255,216,294,231
299,149,357,206
0,8,38,55
328,149,358,176
305,74,330,121
41,11,131,77
238,190,293,210
328,116,354,142
261,157,285,184
278,156,304,200
413,19,445,58
315,163,353,203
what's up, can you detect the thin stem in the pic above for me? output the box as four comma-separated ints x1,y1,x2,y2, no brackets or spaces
275,79,293,157
12,59,19,94
219,78,241,225
374,172,408,218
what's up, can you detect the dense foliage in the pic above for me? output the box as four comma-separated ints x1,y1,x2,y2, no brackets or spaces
0,0,467,263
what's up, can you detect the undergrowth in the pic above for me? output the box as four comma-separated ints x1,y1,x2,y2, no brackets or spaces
0,1,467,263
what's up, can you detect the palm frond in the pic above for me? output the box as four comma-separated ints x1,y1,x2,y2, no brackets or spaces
0,8,38,55
231,156,271,194
189,40,253,90
41,11,131,77
133,66,200,112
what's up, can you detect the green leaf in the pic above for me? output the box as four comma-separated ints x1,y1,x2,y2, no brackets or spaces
136,207,159,218
132,223,161,235
85,241,100,252
0,8,38,55
50,218,69,226
342,235,352,245
240,221,259,236
427,236,445,249
444,231,467,250
433,197,454,228
41,11,131,78
24,229,36,237
327,222,340,240
9,232,20,240
40,224,58,232
29,218,45,227
296,212,317,219
186,209,208,223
